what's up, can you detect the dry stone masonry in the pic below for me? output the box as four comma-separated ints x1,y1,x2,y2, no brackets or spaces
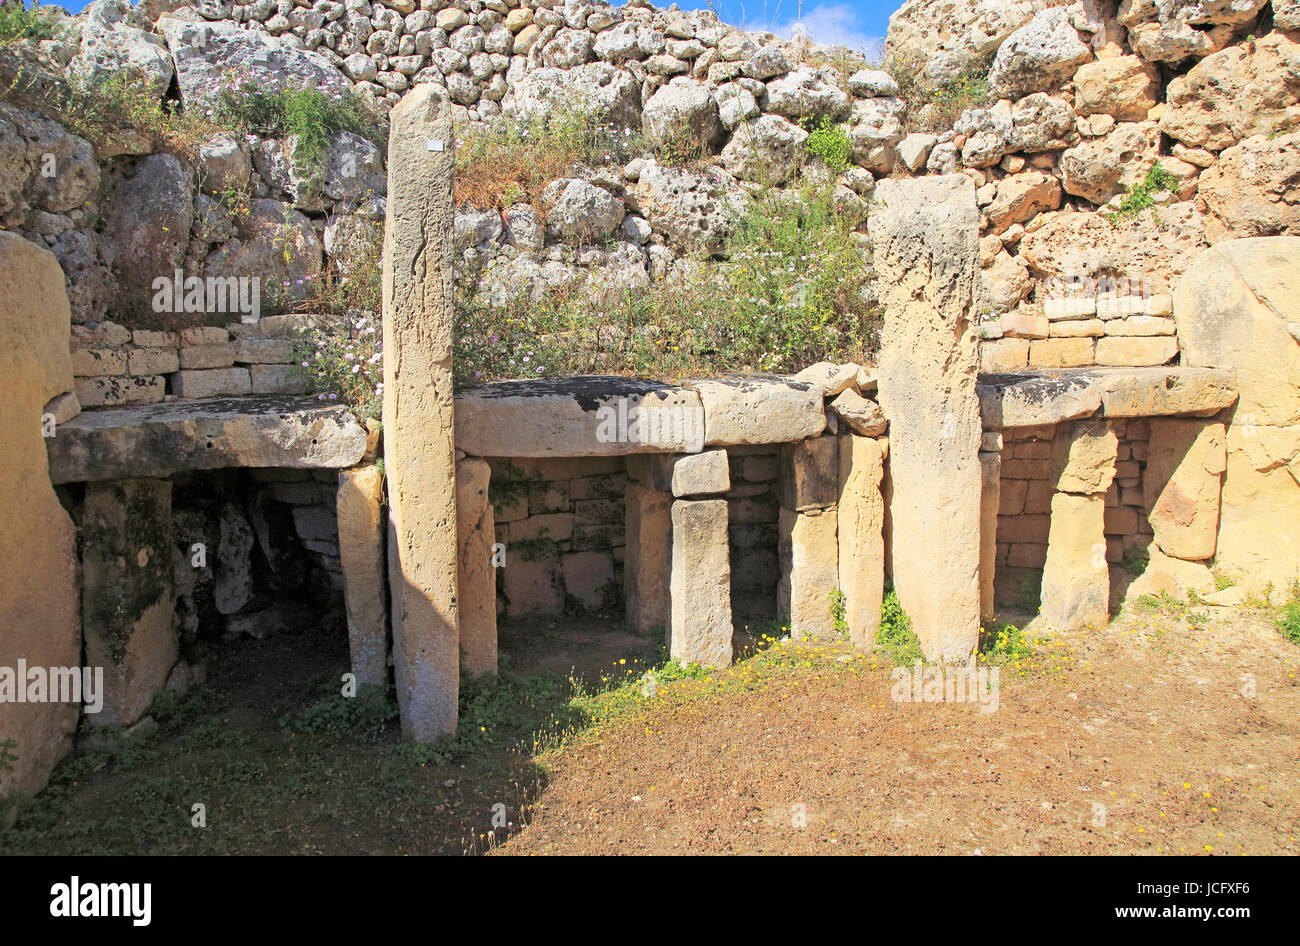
3,0,1300,809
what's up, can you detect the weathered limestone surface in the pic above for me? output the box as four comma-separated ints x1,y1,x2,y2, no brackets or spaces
829,388,888,436
690,376,825,446
1051,418,1118,494
1039,419,1116,630
81,479,177,728
46,396,367,484
0,233,79,800
794,361,859,398
1144,419,1226,563
625,453,680,492
455,377,705,457
337,465,388,688
837,435,885,646
1094,367,1237,418
1175,239,1300,425
1124,546,1215,603
382,85,460,740
1173,238,1300,589
977,367,1237,429
870,175,982,662
624,483,672,634
779,436,838,511
778,506,839,639
671,449,729,497
668,499,732,667
979,370,1101,429
1039,492,1109,629
456,457,497,676
978,450,1000,620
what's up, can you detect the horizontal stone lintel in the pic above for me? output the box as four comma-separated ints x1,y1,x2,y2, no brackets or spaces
454,374,829,457
978,367,1238,430
455,376,707,457
47,396,368,484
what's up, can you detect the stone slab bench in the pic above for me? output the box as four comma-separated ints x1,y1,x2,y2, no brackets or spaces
977,367,1238,430
46,396,368,484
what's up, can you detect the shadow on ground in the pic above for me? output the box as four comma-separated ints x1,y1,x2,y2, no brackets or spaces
0,615,660,855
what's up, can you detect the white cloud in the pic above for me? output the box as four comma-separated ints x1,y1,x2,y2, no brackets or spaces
773,3,883,56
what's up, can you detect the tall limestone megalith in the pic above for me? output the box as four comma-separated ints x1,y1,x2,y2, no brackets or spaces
869,176,982,661
0,232,80,800
1173,237,1299,592
382,84,461,739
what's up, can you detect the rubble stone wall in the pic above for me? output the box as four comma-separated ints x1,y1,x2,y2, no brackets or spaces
6,0,1297,400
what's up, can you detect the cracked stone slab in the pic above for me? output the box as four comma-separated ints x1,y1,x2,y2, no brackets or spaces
46,396,367,484
978,367,1237,429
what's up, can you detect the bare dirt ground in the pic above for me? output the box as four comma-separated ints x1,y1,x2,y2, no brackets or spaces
497,603,1300,855
4,603,1296,856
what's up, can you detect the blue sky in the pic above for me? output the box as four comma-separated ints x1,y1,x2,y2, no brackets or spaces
52,0,896,52
629,1,893,51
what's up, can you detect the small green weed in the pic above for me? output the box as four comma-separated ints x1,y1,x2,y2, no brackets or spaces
875,587,924,665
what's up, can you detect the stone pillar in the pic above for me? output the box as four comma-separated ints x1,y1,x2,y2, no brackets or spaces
978,445,1001,620
456,457,497,676
381,84,460,739
778,507,840,639
0,233,79,799
1039,419,1117,629
668,499,732,667
1174,238,1300,594
869,176,982,662
337,465,388,688
778,436,840,638
624,484,672,635
838,434,885,647
81,479,177,728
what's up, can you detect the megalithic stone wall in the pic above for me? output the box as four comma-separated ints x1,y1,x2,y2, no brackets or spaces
869,176,982,663
381,84,461,740
0,233,80,800
1173,237,1300,595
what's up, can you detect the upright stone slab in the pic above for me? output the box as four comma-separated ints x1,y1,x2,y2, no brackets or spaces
1050,419,1118,494
1039,419,1117,629
382,84,460,739
668,499,732,667
625,483,672,634
778,505,840,639
869,175,982,661
1039,492,1109,629
978,449,1001,621
0,233,79,800
1143,419,1226,562
1174,238,1300,592
81,479,177,728
838,434,886,647
456,457,497,676
337,465,388,688
779,436,839,511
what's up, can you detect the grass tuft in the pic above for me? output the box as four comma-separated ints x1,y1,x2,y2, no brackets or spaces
874,587,923,665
